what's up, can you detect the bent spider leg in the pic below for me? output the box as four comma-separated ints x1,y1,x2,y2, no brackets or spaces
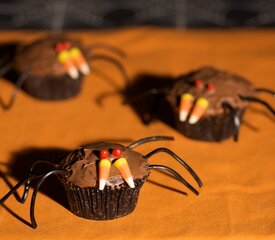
239,95,275,115
222,102,240,142
255,88,275,97
22,160,59,203
144,148,203,187
146,164,199,195
0,68,30,110
30,169,70,229
128,136,174,149
89,44,126,58
0,174,42,204
95,90,119,106
123,87,170,105
92,67,121,90
91,54,129,86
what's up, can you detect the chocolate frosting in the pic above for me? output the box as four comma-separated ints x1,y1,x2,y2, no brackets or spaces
60,143,149,188
14,37,88,76
167,66,256,115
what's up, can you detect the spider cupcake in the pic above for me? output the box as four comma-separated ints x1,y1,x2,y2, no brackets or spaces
0,36,127,109
126,66,274,141
0,136,202,228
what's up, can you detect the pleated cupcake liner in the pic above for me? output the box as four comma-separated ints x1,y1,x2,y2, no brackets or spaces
175,109,245,142
21,74,83,100
59,176,148,220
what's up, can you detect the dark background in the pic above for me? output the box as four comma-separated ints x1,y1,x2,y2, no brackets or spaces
0,0,275,29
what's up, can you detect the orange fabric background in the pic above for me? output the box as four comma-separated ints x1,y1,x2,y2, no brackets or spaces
0,28,274,240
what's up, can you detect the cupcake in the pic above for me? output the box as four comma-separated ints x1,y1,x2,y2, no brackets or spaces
166,66,274,141
58,142,148,220
0,137,202,228
58,137,202,221
126,67,274,142
13,37,88,100
0,36,127,109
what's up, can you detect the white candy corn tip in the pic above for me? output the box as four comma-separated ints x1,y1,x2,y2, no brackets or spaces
80,64,90,75
179,111,188,122
99,179,107,190
68,67,79,80
126,177,135,188
188,115,198,125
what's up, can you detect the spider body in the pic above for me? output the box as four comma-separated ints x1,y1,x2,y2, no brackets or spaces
0,136,202,228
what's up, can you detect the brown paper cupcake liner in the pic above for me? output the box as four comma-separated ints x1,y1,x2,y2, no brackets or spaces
175,109,245,141
59,176,148,220
22,74,83,100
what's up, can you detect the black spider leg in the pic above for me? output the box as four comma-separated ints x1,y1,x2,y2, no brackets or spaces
239,95,275,115
144,148,203,188
21,160,59,203
128,136,174,149
0,160,59,203
146,165,199,195
255,88,275,96
0,174,42,205
89,44,126,58
0,169,70,229
222,102,240,142
91,54,129,86
0,68,30,110
30,169,70,228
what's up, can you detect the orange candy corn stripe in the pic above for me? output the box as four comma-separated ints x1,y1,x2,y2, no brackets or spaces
98,159,111,190
70,47,90,75
189,97,209,124
179,93,194,122
114,157,135,188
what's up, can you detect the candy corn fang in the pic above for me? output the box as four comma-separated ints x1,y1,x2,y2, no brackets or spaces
179,93,194,122
57,51,79,79
98,159,111,190
114,158,135,188
70,47,90,75
189,97,209,124
67,68,79,80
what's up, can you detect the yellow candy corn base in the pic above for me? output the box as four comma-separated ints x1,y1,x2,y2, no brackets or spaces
60,173,149,220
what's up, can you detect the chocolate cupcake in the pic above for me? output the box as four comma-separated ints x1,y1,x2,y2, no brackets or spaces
0,36,127,109
58,142,149,220
13,37,88,100
0,136,202,228
167,66,275,141
127,67,274,142
166,67,253,141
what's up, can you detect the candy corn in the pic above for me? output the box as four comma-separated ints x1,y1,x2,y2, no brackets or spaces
70,47,90,75
179,93,194,122
189,97,209,124
57,51,79,79
114,158,135,188
98,159,111,190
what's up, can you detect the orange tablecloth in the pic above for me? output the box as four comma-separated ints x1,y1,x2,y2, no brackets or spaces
0,28,274,240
